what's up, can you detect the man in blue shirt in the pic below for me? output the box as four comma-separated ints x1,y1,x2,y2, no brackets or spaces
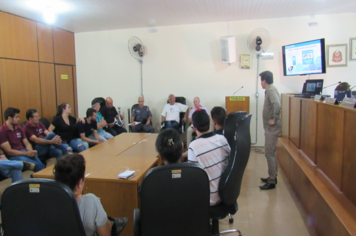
91,98,113,141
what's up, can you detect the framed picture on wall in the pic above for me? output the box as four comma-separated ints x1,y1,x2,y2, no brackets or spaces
350,38,356,60
326,44,348,67
240,54,251,69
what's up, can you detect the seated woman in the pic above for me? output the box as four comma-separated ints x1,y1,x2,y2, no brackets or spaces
155,128,183,164
48,103,87,153
54,154,128,236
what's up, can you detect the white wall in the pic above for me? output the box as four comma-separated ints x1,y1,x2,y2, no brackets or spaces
75,12,356,146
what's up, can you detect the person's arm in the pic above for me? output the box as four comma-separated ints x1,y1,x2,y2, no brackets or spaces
0,142,33,157
29,134,60,145
146,116,151,126
182,107,189,122
93,130,101,143
268,90,281,125
79,133,99,144
22,138,37,158
48,124,55,132
96,220,111,236
97,119,107,129
130,116,136,126
161,106,167,122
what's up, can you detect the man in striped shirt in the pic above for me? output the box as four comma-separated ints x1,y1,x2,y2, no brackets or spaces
188,110,230,205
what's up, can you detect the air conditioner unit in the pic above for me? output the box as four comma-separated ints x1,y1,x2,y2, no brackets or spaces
220,36,236,64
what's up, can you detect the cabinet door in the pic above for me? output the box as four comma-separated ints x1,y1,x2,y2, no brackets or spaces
0,59,41,122
53,28,75,65
55,65,76,117
40,63,57,122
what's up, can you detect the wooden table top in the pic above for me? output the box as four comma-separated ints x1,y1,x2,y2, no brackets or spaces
33,133,158,181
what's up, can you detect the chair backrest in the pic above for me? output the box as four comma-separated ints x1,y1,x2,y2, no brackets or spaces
39,118,50,129
219,114,252,206
223,111,247,149
1,178,86,236
139,163,210,236
21,121,27,128
93,97,106,109
352,90,356,97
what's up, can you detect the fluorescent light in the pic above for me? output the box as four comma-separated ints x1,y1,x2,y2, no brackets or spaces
25,0,74,13
43,7,56,24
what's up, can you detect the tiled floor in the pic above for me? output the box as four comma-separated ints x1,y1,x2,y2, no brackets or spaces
218,147,317,236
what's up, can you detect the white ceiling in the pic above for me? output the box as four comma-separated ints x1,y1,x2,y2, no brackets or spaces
1,0,356,33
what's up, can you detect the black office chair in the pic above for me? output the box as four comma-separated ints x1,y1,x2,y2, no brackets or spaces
93,97,106,109
223,111,247,149
134,163,210,236
1,178,86,236
161,96,187,133
21,121,27,127
39,117,50,129
352,90,356,97
210,114,252,236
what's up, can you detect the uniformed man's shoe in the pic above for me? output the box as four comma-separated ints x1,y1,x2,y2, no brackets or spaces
259,183,276,190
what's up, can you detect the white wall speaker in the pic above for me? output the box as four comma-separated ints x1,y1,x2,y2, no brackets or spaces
220,36,236,64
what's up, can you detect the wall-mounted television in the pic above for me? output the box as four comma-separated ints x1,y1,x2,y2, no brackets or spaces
282,38,326,76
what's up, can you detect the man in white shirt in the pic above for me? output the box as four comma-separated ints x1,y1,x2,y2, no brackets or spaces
187,97,210,147
188,110,230,205
161,94,189,131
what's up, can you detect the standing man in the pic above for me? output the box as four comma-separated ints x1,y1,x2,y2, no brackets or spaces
130,97,155,133
0,107,45,172
186,97,210,147
24,109,67,162
100,97,127,136
77,108,101,147
259,71,282,190
161,94,189,131
91,99,114,141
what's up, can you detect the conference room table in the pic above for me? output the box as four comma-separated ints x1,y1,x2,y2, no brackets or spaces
33,133,159,236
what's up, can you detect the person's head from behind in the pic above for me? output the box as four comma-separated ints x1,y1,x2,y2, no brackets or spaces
4,107,20,126
210,106,226,129
168,94,175,105
192,110,210,134
57,103,71,116
54,154,86,193
259,71,273,89
155,129,182,164
86,108,97,122
26,109,40,124
106,97,113,109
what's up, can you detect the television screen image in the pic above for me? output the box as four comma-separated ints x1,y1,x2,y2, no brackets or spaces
282,39,326,76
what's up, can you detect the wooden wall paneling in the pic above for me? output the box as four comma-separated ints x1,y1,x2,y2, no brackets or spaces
342,110,356,206
281,94,290,137
55,65,76,117
73,66,78,117
316,104,344,189
53,28,75,65
0,59,41,122
300,100,317,163
289,97,301,148
0,12,38,61
39,63,56,122
37,23,54,63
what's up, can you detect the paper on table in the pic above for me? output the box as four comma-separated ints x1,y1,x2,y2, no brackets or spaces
118,170,135,179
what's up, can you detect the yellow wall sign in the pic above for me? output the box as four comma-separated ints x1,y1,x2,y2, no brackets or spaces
230,97,246,101
61,74,68,80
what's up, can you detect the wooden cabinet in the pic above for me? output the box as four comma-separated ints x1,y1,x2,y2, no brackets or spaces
39,63,57,122
37,23,54,63
55,65,76,117
53,28,76,65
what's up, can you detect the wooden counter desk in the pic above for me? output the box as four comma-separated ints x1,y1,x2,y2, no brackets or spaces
33,133,159,236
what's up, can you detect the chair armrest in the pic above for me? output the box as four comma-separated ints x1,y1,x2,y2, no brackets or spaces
134,208,140,236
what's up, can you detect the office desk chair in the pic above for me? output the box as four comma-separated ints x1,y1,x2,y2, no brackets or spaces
223,111,247,150
39,117,50,129
1,178,86,236
210,114,252,236
134,163,210,236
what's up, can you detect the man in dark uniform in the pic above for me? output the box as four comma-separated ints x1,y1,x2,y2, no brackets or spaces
130,97,155,133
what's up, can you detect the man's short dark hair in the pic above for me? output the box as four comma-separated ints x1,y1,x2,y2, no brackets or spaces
86,108,97,118
192,110,210,133
26,109,37,120
210,106,226,127
4,107,20,121
259,71,273,84
155,129,182,163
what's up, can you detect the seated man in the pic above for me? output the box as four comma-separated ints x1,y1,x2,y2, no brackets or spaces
187,110,230,206
210,106,226,135
0,107,45,172
100,97,127,136
91,99,114,141
24,109,68,162
187,97,210,147
77,108,102,147
0,148,35,183
161,94,188,131
130,97,155,133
